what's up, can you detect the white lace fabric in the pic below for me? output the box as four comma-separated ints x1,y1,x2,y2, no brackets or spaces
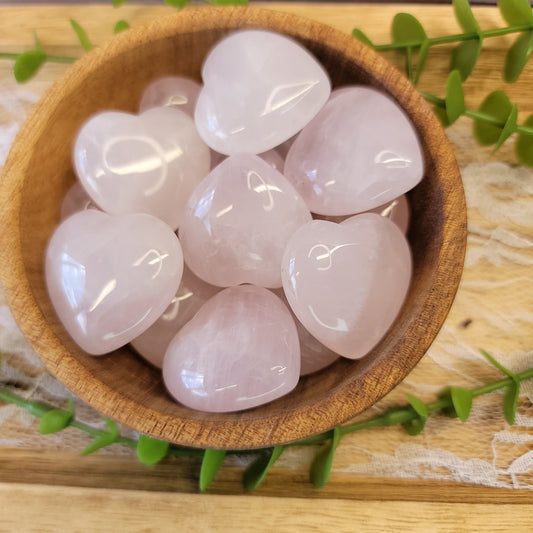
0,75,532,488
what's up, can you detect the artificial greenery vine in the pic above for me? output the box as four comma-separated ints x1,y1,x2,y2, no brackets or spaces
1,350,532,491
352,0,533,165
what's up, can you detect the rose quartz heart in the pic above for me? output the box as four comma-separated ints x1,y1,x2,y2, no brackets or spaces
73,106,210,230
179,153,311,288
281,214,412,359
271,289,339,375
130,266,221,368
316,194,410,235
194,29,331,155
138,76,201,116
162,285,300,412
284,86,424,215
45,210,184,355
60,182,99,220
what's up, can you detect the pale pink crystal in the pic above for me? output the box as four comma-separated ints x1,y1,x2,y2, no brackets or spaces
194,29,331,155
284,86,424,215
73,106,210,230
45,210,183,355
138,76,201,116
162,285,300,412
130,266,221,368
60,182,99,220
271,289,339,375
281,214,412,359
179,153,311,288
316,194,410,234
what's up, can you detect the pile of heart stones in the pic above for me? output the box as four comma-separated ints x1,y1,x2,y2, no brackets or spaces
45,29,424,413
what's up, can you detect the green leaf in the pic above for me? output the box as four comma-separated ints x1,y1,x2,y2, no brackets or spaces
14,50,47,83
414,39,431,85
450,387,473,422
515,114,533,166
494,103,518,152
113,0,130,7
402,415,427,436
243,446,284,492
438,388,458,418
113,20,130,34
503,381,520,425
199,449,226,492
391,13,427,46
136,434,169,466
164,0,192,7
406,393,428,418
445,70,466,124
70,19,93,52
80,418,120,456
480,349,521,425
473,90,513,146
34,34,44,52
497,0,533,25
310,427,341,488
433,105,451,128
351,29,374,48
39,398,74,435
451,39,482,81
453,0,481,33
504,31,533,83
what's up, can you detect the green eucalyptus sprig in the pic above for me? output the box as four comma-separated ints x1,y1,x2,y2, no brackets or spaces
353,0,533,165
1,350,532,491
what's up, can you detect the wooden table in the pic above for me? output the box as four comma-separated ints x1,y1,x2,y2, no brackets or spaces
1,3,532,532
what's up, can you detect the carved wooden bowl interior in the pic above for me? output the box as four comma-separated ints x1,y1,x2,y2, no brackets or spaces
0,6,466,449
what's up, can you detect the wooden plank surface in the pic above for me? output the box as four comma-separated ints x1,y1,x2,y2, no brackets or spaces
0,3,532,531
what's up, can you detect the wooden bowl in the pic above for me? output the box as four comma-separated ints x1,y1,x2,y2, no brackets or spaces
0,6,466,449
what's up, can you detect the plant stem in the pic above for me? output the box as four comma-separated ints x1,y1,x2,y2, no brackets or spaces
372,23,533,52
421,90,533,136
0,52,77,64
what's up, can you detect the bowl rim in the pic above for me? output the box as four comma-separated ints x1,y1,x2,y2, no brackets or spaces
0,5,466,449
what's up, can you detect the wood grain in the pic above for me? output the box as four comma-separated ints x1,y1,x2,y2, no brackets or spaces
0,5,465,449
1,481,533,533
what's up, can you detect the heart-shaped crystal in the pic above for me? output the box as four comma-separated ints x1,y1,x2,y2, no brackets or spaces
138,76,201,116
130,266,221,368
73,106,210,230
162,285,300,412
179,153,311,288
194,29,331,155
284,86,424,215
45,210,184,355
281,214,412,359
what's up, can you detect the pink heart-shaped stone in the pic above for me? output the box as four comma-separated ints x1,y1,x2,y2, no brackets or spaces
45,210,184,355
179,153,311,288
194,29,331,155
130,265,221,368
162,285,300,412
281,214,412,359
284,86,424,215
73,107,210,230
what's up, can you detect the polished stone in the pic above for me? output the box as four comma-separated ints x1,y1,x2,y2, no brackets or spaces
284,85,424,215
138,76,201,116
162,285,300,412
179,153,311,288
45,210,183,355
130,266,221,368
281,214,412,359
73,106,211,230
195,29,331,155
